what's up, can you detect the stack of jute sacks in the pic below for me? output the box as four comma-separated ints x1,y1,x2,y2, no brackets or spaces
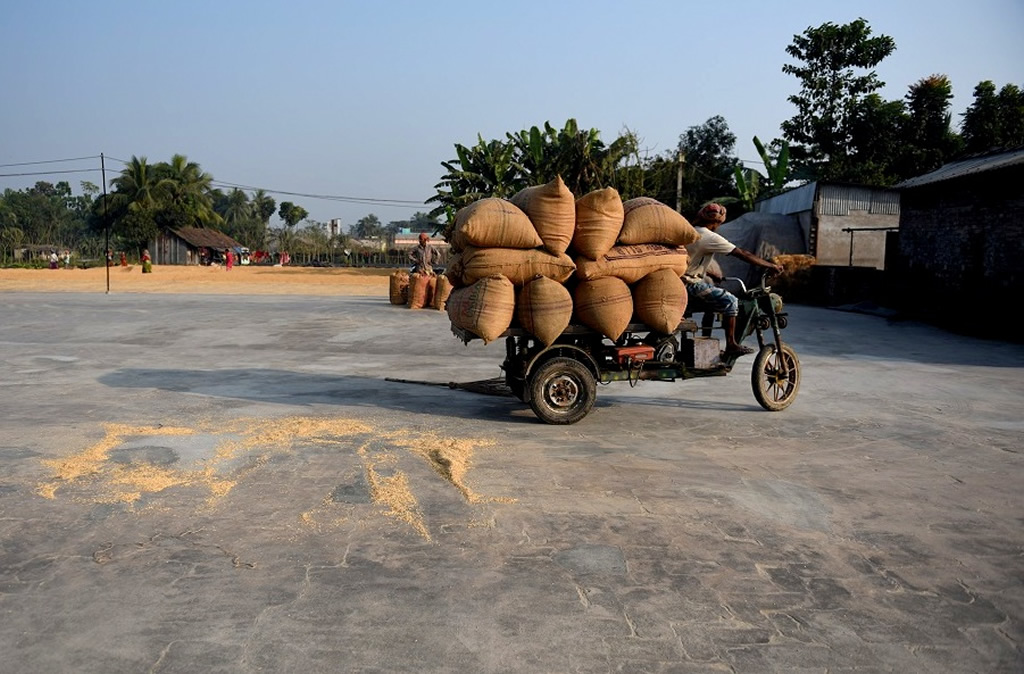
388,269,453,311
445,176,700,345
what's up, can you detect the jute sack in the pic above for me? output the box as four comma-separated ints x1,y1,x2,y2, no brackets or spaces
407,272,436,310
632,268,688,334
389,269,409,305
432,274,453,311
516,276,573,347
619,197,699,246
573,187,624,260
452,198,543,251
575,244,689,284
446,275,516,344
459,246,576,286
573,276,634,341
510,176,575,255
444,252,464,288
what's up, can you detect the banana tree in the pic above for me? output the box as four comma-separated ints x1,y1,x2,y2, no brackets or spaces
734,136,791,210
756,136,790,194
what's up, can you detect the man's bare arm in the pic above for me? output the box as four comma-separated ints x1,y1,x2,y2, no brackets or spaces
728,248,783,275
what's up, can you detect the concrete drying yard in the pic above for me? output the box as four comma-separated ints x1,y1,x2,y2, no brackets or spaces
1,285,1022,673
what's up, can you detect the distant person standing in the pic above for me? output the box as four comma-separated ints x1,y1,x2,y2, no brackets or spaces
62,250,71,268
49,250,59,270
106,249,114,267
409,232,435,275
120,251,127,267
141,249,152,273
225,248,234,271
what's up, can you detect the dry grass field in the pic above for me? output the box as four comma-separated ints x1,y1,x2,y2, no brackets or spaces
0,264,393,296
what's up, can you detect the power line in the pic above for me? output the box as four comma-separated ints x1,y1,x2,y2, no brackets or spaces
0,155,100,168
104,155,428,208
0,168,101,177
210,180,427,207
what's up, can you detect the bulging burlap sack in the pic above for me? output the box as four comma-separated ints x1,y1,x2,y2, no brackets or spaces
446,275,516,344
510,176,575,256
619,197,699,246
432,274,453,311
573,277,633,341
573,187,624,260
459,246,576,286
575,244,689,284
516,275,573,347
632,268,688,334
451,198,543,251
407,272,436,310
389,269,409,305
444,252,465,288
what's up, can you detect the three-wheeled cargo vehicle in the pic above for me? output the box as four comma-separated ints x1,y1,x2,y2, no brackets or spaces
451,275,800,424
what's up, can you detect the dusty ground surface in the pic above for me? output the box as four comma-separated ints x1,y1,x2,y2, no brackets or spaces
0,264,392,295
1,279,1023,672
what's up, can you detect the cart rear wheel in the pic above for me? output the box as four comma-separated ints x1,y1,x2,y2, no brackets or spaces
528,357,596,425
751,343,800,411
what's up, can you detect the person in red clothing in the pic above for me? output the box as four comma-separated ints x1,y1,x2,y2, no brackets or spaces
225,248,234,270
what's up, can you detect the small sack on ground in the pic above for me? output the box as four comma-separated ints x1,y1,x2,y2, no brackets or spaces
389,269,410,305
407,272,435,310
432,274,453,311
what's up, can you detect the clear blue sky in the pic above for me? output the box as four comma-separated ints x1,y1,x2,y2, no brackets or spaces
2,0,1022,230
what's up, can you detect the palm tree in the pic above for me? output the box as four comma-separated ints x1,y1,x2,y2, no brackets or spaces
222,188,252,227
251,189,276,224
157,154,221,227
109,156,167,214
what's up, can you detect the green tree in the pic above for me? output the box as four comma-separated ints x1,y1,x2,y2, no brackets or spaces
429,119,640,227
109,156,166,215
298,221,330,261
429,135,521,223
636,117,743,217
734,137,790,210
278,201,309,228
506,119,640,197
220,188,252,227
251,189,277,224
678,116,742,206
781,18,896,181
155,154,221,228
960,81,1024,153
351,214,383,238
845,93,909,185
898,75,961,177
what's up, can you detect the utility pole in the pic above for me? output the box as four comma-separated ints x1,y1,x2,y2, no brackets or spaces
101,153,109,294
675,151,685,213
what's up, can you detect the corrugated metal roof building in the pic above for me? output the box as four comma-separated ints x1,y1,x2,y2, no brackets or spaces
755,182,901,269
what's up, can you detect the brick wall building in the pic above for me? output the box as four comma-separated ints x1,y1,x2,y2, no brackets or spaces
894,148,1024,333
